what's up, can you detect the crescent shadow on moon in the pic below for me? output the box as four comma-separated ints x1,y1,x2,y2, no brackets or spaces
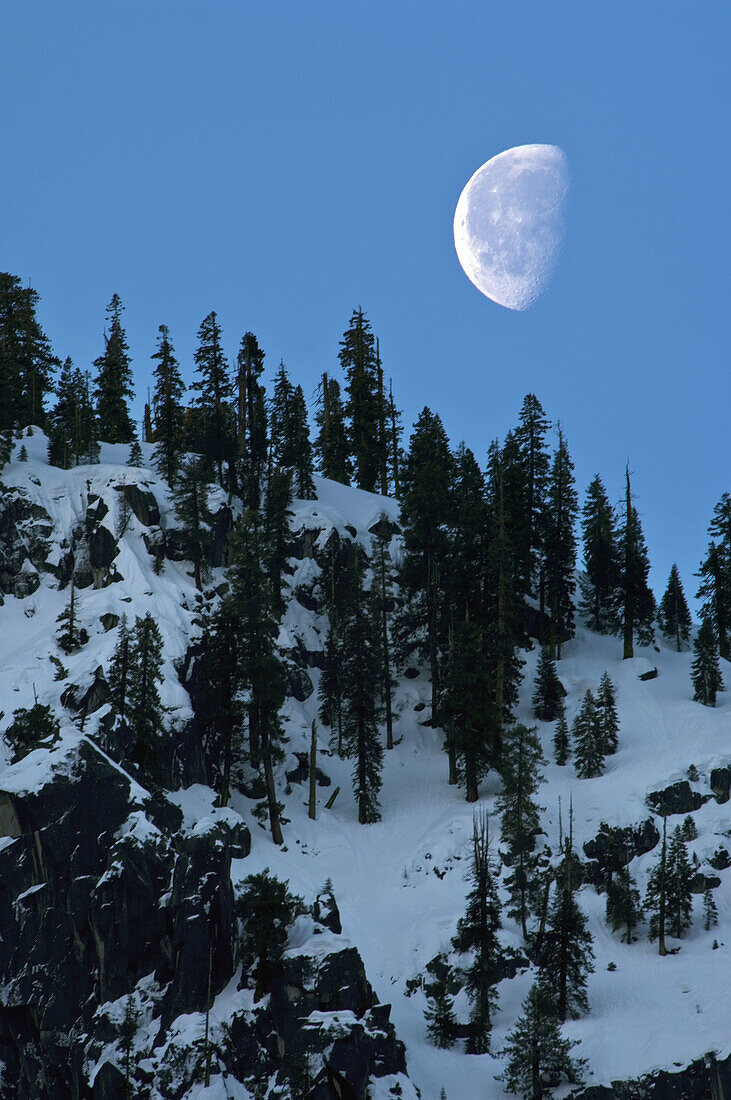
453,144,569,311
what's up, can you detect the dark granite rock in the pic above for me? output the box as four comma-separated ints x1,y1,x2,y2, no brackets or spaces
646,781,708,817
710,766,731,804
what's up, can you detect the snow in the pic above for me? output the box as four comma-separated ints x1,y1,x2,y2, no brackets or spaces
2,437,730,1098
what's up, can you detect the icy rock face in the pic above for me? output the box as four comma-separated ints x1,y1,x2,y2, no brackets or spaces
0,484,53,598
570,1050,731,1099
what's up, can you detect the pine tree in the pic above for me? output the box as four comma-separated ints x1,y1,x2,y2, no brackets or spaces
665,825,693,940
173,455,212,591
47,357,81,468
579,475,619,633
424,973,457,1049
340,308,384,492
539,840,595,1021
0,273,59,437
191,311,233,487
94,294,135,443
238,871,303,1001
108,615,132,720
498,723,545,940
151,324,185,488
681,815,698,841
503,395,551,601
119,992,140,1099
127,439,143,467
442,619,500,801
6,702,60,762
543,424,578,656
498,981,584,1100
657,564,692,651
573,689,604,779
614,467,656,658
192,596,242,808
696,494,731,660
285,384,315,498
57,578,83,653
691,617,724,706
703,888,718,931
447,443,488,624
127,613,164,774
313,372,351,484
263,467,294,613
387,379,404,498
553,705,570,765
268,359,295,471
396,407,453,725
596,672,619,754
235,331,268,509
646,817,668,955
319,624,345,756
372,515,395,750
606,865,643,943
341,551,383,823
452,813,502,1052
532,648,564,722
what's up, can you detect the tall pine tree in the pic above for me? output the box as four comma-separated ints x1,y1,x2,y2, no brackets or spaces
657,564,691,651
339,308,384,492
543,424,578,656
151,324,185,488
579,475,618,633
614,467,656,658
691,617,724,706
192,311,233,488
93,294,135,443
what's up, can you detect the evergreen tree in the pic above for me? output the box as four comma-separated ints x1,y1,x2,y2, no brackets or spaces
6,702,60,762
691,617,724,706
341,551,383,823
579,475,619,633
339,308,384,492
235,331,268,509
703,888,718,931
645,817,668,955
93,294,135,443
193,596,242,807
238,871,303,1001
665,825,693,940
539,840,595,1021
191,311,233,487
605,865,643,943
373,515,395,750
614,467,656,658
151,324,185,488
57,578,83,653
452,813,502,1052
268,359,295,471
553,705,570,765
285,384,315,498
127,439,143,467
263,467,294,613
442,619,500,801
47,358,81,468
657,564,692,651
424,974,457,1049
0,273,59,435
572,689,604,779
498,723,545,940
447,443,488,624
498,981,584,1100
108,615,132,721
319,624,345,756
119,992,140,1099
318,531,358,756
509,394,552,600
543,424,578,656
128,613,164,774
680,815,698,841
396,407,453,725
596,672,619,754
696,494,731,660
173,455,212,590
532,648,564,722
313,372,351,484
78,370,100,464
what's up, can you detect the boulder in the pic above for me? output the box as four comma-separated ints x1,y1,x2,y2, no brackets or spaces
646,781,708,817
710,765,731,804
120,483,160,527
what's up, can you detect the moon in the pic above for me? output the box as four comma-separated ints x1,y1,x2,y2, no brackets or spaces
453,144,569,311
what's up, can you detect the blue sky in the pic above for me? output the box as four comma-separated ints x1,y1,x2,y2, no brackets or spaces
3,2,729,609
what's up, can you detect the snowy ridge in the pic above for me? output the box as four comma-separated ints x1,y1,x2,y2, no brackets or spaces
0,432,730,1098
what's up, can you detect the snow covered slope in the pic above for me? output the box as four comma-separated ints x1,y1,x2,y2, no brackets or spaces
0,430,729,1099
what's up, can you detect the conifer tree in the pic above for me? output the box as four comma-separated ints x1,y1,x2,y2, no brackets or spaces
646,817,668,955
47,358,80,468
286,384,315,498
151,324,185,488
665,825,694,940
387,379,404,498
508,394,552,600
572,689,604,779
193,595,243,807
579,475,619,633
532,648,564,722
606,865,643,943
191,311,233,487
173,455,212,590
127,439,143,467
57,578,83,653
691,617,724,706
553,704,570,765
235,331,268,509
614,467,656,658
680,815,698,841
93,294,135,443
238,871,303,1001
341,551,383,823
657,564,692,651
313,372,351,484
543,425,578,656
108,615,132,720
0,273,59,434
78,370,100,464
696,494,731,660
452,813,502,1052
442,619,500,801
6,702,60,762
703,888,718,931
498,981,584,1100
318,532,357,756
424,974,457,1049
396,408,453,725
339,308,384,492
319,625,345,756
447,443,488,624
128,613,164,773
263,467,294,613
596,672,619,754
268,360,294,471
539,840,595,1021
498,723,545,940
373,515,395,750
